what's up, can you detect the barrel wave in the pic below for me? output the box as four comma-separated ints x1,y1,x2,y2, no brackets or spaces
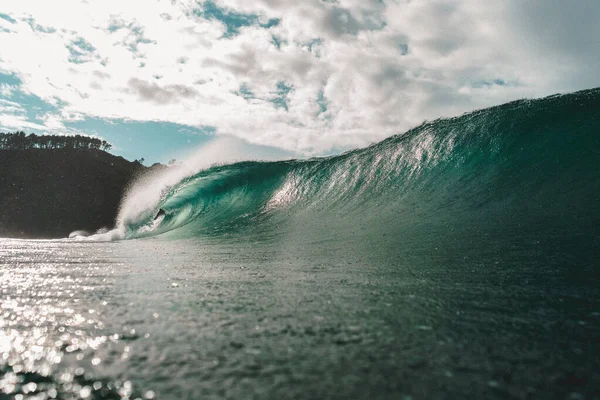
116,88,600,266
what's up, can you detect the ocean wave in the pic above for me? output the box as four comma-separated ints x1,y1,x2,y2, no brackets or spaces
110,88,600,244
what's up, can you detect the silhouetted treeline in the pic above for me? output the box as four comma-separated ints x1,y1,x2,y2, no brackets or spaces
0,131,112,151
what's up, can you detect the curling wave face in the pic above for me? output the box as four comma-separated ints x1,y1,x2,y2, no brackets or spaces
107,88,599,260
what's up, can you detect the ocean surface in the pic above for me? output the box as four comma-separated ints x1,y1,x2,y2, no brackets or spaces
1,88,599,399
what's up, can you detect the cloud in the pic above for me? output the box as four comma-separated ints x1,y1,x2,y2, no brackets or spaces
128,78,198,104
326,8,363,36
0,0,598,156
0,113,48,131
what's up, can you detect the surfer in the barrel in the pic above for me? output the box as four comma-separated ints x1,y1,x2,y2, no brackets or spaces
154,208,166,221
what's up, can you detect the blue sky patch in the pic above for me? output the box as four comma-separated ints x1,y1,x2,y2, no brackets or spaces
66,37,97,64
0,77,64,125
272,81,293,111
107,18,155,57
23,17,57,33
236,83,255,100
398,43,409,55
11,94,61,123
65,118,216,163
0,13,16,24
0,72,22,86
127,24,155,54
271,35,287,49
317,89,329,115
305,38,322,52
195,0,280,38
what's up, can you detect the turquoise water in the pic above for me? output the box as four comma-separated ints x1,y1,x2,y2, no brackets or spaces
1,88,599,399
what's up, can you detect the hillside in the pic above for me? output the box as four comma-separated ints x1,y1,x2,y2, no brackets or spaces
0,148,148,238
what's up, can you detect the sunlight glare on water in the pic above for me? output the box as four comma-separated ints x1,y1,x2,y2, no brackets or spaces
0,239,158,399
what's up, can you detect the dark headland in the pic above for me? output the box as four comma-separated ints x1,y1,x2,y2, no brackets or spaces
0,131,161,239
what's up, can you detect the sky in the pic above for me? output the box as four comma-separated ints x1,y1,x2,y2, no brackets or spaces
0,0,599,163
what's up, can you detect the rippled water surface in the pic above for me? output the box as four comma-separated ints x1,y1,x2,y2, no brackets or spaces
1,236,599,400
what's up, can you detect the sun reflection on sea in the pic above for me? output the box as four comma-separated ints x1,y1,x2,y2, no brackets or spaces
0,239,157,399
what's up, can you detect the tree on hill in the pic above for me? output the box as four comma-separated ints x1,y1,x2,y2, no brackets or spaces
0,131,113,152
